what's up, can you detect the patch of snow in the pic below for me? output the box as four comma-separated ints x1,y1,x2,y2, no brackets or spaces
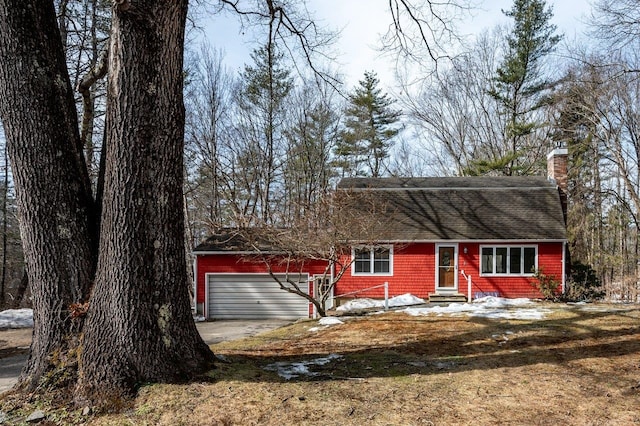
336,293,425,312
388,293,425,306
318,317,343,326
309,316,344,332
0,309,33,329
403,297,551,320
264,354,342,380
193,315,206,323
336,298,379,312
472,296,533,307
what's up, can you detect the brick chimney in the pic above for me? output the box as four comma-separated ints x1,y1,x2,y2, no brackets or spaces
547,146,568,222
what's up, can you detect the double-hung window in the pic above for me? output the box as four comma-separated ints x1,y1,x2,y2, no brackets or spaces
353,246,392,275
481,246,536,275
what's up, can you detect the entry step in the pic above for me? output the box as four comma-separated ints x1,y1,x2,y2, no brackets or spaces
428,293,468,303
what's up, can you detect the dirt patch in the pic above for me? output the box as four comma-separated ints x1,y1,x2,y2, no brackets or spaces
0,328,31,358
3,303,640,425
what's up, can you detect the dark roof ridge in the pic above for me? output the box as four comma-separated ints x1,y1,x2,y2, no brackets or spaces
347,186,555,192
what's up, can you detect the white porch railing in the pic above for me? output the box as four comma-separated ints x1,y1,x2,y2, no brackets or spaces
334,282,389,311
460,270,472,303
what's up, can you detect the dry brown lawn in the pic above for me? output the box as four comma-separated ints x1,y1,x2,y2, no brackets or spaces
3,302,640,425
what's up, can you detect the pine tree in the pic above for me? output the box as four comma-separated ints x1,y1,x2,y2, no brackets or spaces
483,0,562,175
336,71,401,177
236,43,293,223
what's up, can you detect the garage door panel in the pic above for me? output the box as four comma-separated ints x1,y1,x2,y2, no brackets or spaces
212,305,307,316
207,296,305,304
215,297,307,305
212,282,305,291
207,273,309,319
211,285,304,294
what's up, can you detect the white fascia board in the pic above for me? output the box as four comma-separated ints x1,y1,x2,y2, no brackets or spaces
192,250,281,255
347,186,554,192
347,239,567,244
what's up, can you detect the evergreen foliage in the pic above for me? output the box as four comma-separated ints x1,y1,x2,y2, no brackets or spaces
565,261,604,302
530,267,561,300
485,0,562,175
237,43,293,223
243,45,293,111
335,71,401,177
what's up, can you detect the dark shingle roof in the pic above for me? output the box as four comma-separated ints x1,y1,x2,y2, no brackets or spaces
193,228,279,252
338,177,567,241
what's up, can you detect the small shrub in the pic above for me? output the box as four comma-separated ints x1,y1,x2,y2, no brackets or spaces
530,268,560,300
565,262,604,302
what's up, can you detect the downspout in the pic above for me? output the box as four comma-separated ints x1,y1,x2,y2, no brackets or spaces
193,255,198,315
311,275,317,319
330,254,335,310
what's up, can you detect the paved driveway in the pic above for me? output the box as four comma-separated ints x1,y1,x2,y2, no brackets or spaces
0,319,292,393
196,319,291,345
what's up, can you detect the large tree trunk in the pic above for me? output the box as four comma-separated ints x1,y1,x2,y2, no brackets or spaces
0,139,8,308
77,0,214,403
0,0,97,389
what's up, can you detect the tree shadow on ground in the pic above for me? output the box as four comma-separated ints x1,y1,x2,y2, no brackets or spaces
208,305,640,388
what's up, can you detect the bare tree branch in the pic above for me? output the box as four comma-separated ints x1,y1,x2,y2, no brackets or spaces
382,0,471,74
233,189,396,316
590,0,640,51
217,0,342,92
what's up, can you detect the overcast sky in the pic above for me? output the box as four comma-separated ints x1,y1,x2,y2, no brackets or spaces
199,0,591,89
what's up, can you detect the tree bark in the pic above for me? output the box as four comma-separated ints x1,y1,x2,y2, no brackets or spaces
0,0,97,389
77,0,214,403
0,140,8,307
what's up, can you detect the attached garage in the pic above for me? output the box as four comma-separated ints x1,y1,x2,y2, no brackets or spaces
194,231,329,319
205,273,310,320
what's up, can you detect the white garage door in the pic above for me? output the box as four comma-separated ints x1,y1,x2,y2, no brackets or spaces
207,273,310,319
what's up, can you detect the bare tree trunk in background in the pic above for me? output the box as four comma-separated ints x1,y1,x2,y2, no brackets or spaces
10,270,28,309
0,140,8,307
77,0,214,403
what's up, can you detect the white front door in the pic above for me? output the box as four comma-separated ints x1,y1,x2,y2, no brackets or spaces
436,244,458,293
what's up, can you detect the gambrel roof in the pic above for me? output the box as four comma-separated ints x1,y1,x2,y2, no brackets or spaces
337,176,567,241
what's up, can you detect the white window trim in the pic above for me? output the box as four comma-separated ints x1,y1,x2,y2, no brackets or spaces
479,245,538,277
351,245,394,276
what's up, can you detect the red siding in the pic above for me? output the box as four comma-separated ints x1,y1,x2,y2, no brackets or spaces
195,254,327,309
460,242,564,299
335,242,564,300
197,241,565,310
335,243,436,299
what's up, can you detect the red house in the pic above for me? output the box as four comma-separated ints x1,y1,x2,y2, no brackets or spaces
193,149,569,319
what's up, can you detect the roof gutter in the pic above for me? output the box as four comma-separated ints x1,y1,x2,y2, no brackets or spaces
192,250,281,255
345,239,569,244
344,186,555,192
